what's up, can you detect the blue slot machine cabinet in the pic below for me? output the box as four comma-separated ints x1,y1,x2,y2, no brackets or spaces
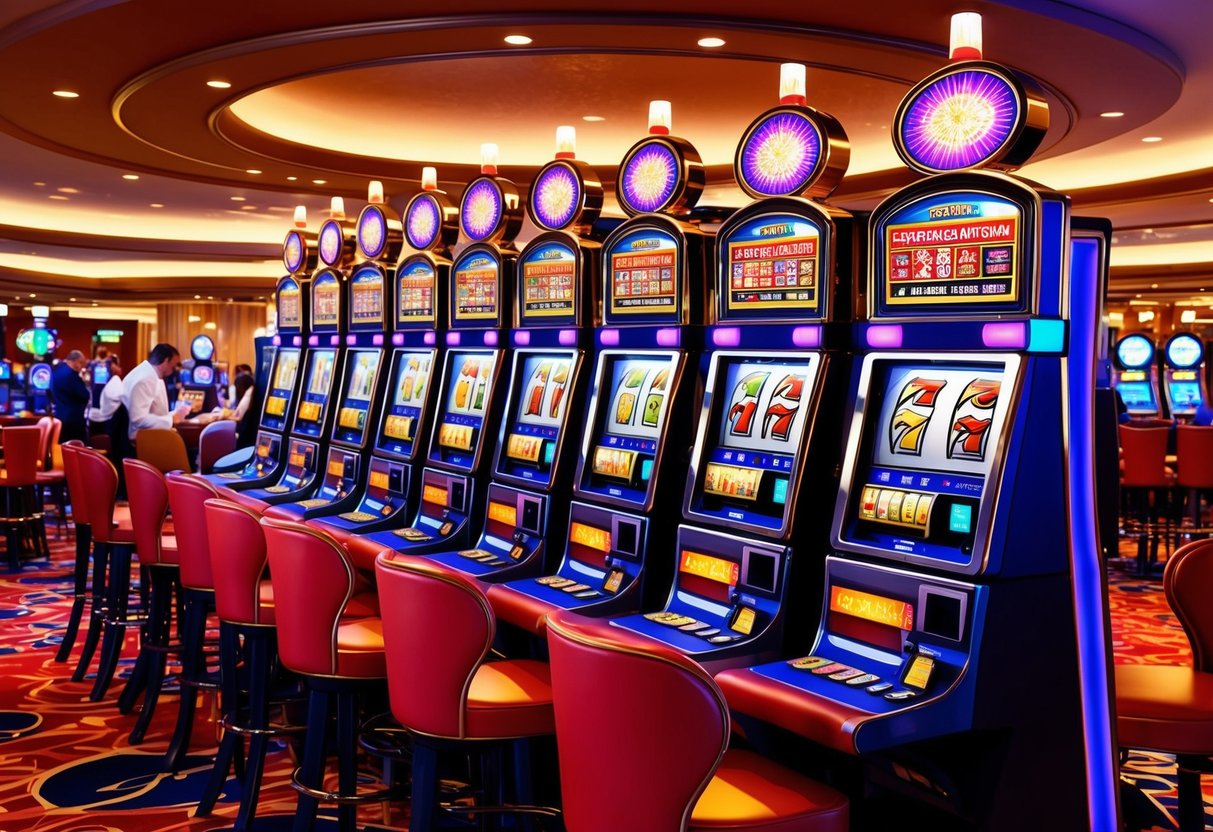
488,106,713,630
1113,333,1161,418
27,362,52,414
306,172,456,542
1163,331,1206,419
0,360,11,415
349,151,519,564
603,73,856,672
178,334,218,415
715,54,1117,832
265,194,398,520
421,129,603,582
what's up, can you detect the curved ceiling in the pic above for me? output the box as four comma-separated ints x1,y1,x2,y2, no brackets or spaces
0,0,1209,307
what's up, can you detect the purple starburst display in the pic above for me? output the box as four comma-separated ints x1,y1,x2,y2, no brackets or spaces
359,208,386,258
532,163,581,229
461,178,503,241
283,231,305,272
739,111,821,196
621,142,679,214
407,195,441,250
319,221,342,265
899,68,1019,171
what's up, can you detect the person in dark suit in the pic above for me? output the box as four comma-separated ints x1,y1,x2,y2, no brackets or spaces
51,350,91,444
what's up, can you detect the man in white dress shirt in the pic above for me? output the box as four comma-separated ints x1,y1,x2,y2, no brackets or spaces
122,343,191,439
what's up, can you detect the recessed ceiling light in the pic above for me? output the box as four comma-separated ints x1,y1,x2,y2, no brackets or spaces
122,174,139,180
246,168,262,174
231,196,246,201
287,176,298,181
582,115,606,122
57,187,79,194
697,37,726,48
240,205,256,210
504,34,532,45
1141,136,1163,142
1151,283,1159,289
194,295,202,300
1135,294,1142,299
28,293,36,299
1099,111,1124,118
149,203,164,208
206,80,232,89
69,297,76,302
48,194,68,200
33,182,45,187
52,90,79,98
312,179,327,185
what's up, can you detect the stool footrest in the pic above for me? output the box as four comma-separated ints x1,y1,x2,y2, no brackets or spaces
289,766,403,805
220,717,306,737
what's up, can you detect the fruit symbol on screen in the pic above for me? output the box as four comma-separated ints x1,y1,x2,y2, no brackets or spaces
454,359,477,410
615,392,636,425
763,373,804,441
643,393,662,427
727,371,770,438
651,367,669,391
948,378,1000,461
890,377,946,455
525,362,551,416
623,368,647,388
548,362,569,418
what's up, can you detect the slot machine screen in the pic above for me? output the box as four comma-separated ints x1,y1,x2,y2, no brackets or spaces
1117,381,1157,413
294,349,337,429
92,363,109,386
349,266,385,327
377,350,435,458
579,353,677,505
192,365,215,385
688,352,819,533
498,352,575,486
452,251,500,324
333,349,382,445
430,349,499,469
1170,381,1203,412
262,347,301,429
841,358,1014,567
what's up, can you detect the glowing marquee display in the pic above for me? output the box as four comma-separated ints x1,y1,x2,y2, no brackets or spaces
531,163,581,229
737,111,821,197
461,178,503,241
679,550,739,586
620,141,679,214
283,231,305,273
358,207,387,259
319,220,343,266
406,194,441,250
898,67,1019,172
830,585,915,630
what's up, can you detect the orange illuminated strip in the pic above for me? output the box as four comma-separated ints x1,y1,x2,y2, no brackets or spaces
339,407,362,428
327,459,345,477
265,397,287,416
369,470,390,490
679,550,739,587
422,484,448,506
288,451,306,468
297,401,321,422
1120,371,1146,381
703,463,760,501
507,433,543,463
829,585,915,631
570,522,611,553
438,423,473,450
488,501,517,526
592,446,636,480
384,414,413,440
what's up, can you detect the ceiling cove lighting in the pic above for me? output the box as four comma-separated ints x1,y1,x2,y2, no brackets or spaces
697,37,726,48
1099,111,1124,118
52,90,79,98
246,168,262,174
504,34,532,45
1141,136,1162,143
122,174,140,180
206,80,232,89
582,115,605,122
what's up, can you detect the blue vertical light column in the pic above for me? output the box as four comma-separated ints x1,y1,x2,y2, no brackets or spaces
1066,234,1120,830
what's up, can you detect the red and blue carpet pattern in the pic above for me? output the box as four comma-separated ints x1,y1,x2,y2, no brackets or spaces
0,534,1207,830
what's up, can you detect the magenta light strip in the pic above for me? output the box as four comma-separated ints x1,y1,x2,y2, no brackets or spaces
392,333,405,346
712,327,741,348
446,332,462,346
423,332,436,346
792,326,822,348
272,335,282,346
330,335,340,346
483,331,499,347
600,328,620,347
982,322,1026,349
513,331,531,347
346,335,357,346
866,325,903,349
656,328,680,347
559,329,577,346
307,335,319,347
372,334,384,346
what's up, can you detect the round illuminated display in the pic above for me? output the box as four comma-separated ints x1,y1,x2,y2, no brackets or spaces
29,364,51,391
460,177,504,242
895,66,1025,173
1116,334,1155,370
530,162,582,230
619,140,680,215
406,193,441,250
737,110,822,198
318,220,343,266
1167,333,1204,369
283,230,305,273
191,334,215,362
358,206,387,259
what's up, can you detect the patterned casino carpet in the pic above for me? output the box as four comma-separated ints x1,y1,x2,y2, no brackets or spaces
0,530,1207,830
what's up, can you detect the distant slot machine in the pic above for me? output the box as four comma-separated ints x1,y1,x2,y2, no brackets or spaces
601,69,856,670
306,169,456,543
420,126,602,582
178,334,218,415
0,360,11,415
1163,331,1206,419
1113,333,1161,417
27,362,52,414
716,22,1117,831
347,145,519,563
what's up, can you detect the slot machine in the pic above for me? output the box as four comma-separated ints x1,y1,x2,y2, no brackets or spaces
599,72,855,671
1163,331,1206,419
1113,333,1161,418
217,211,353,504
210,219,316,484
178,334,218,415
27,362,52,414
305,168,455,543
264,184,398,521
346,147,518,566
715,28,1117,830
487,104,710,629
417,127,601,582
0,360,11,415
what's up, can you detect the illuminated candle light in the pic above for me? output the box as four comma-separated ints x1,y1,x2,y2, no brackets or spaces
32,306,49,319
950,12,983,61
481,143,499,175
421,166,438,191
330,196,345,220
648,100,672,135
779,63,807,106
293,205,307,228
368,180,384,204
556,125,576,159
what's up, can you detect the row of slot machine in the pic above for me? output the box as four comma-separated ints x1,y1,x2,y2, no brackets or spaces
209,55,1117,830
1112,330,1208,419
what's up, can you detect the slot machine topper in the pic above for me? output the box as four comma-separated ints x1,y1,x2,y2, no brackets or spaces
349,147,518,562
715,16,1117,831
1113,333,1161,417
305,168,457,542
487,105,712,631
1163,331,1206,419
178,334,218,415
263,182,400,522
207,215,315,485
602,69,856,671
421,127,602,582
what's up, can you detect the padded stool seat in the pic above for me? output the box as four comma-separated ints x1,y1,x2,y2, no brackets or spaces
256,573,379,618
1117,664,1213,753
335,617,387,678
466,658,554,739
308,519,355,547
691,748,849,832
343,534,385,573
230,490,271,514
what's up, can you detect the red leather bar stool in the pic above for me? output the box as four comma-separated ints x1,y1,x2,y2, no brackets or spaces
1120,423,1177,574
375,552,557,832
545,612,849,832
114,458,181,741
261,518,391,832
1176,424,1213,530
54,441,90,663
1,425,44,571
1116,537,1213,832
